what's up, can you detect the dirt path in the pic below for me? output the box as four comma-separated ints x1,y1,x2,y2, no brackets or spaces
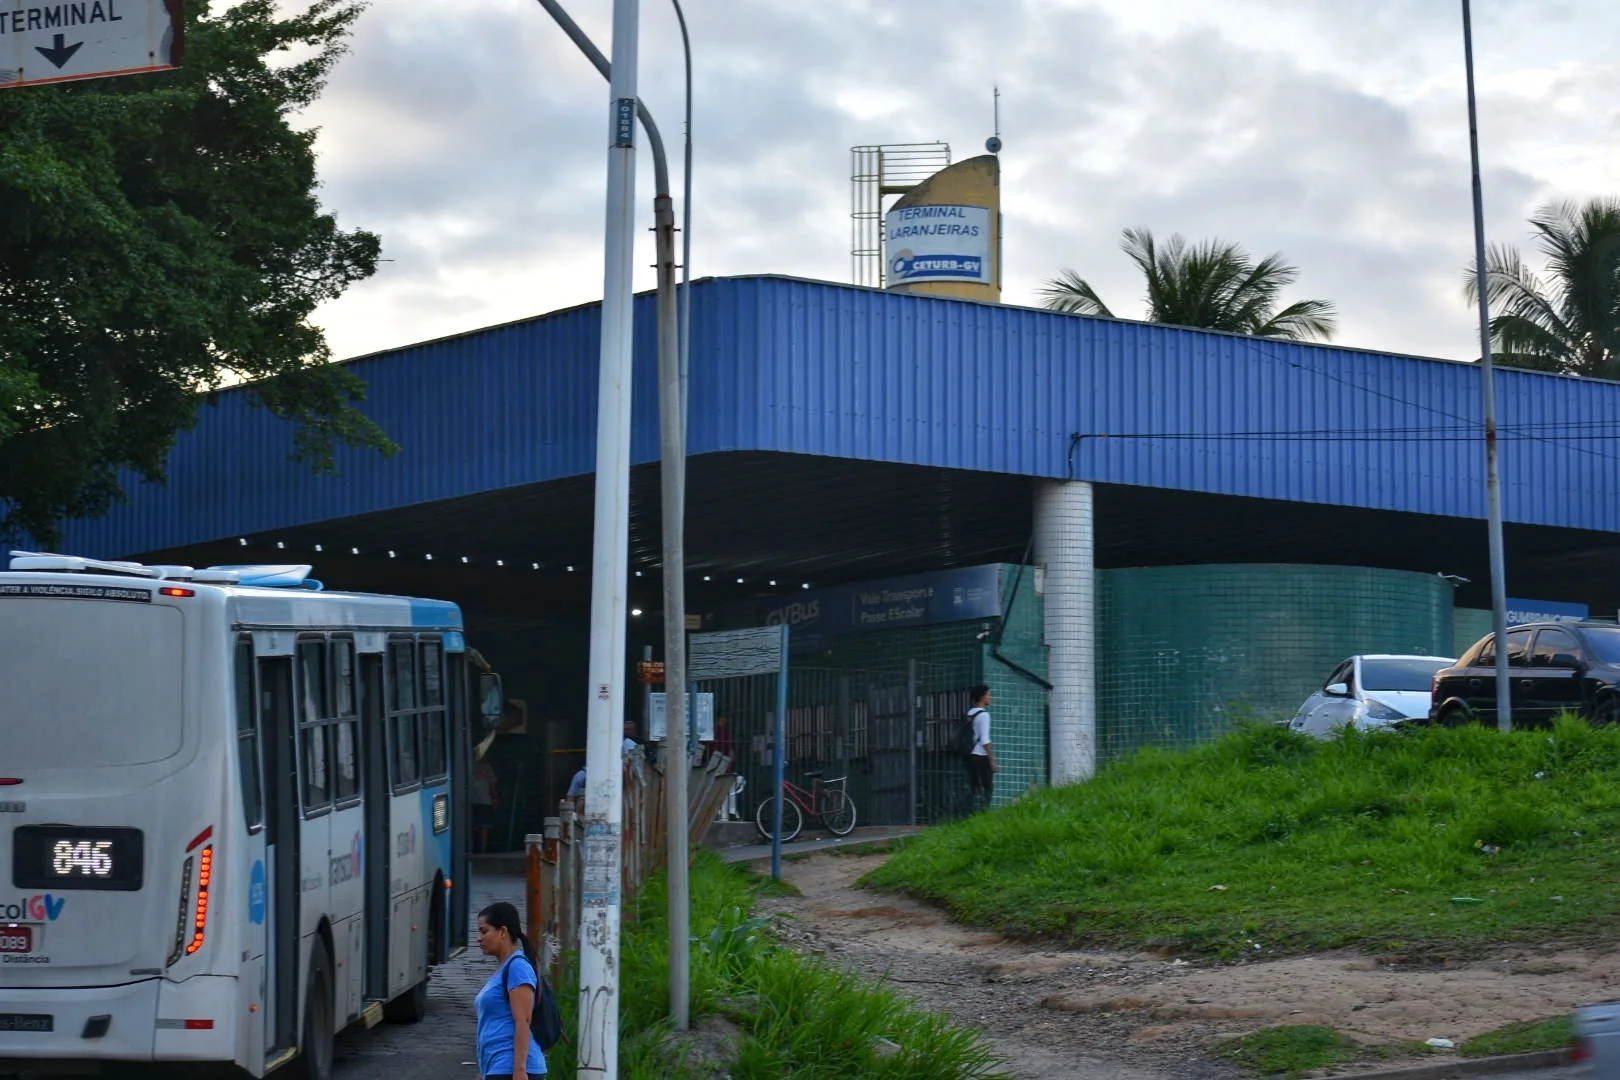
752,851,1620,1079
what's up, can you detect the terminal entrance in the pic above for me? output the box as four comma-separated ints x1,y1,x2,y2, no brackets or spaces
122,453,1620,844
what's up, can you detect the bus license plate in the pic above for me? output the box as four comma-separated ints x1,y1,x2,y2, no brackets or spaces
0,1013,53,1032
0,926,36,953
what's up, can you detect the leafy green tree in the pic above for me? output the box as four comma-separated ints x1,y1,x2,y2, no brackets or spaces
1039,227,1338,342
1466,198,1620,378
0,0,393,546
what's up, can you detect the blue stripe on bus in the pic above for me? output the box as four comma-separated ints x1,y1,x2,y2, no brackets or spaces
409,599,463,628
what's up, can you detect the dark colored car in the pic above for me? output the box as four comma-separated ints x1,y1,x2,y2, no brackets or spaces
1431,622,1620,728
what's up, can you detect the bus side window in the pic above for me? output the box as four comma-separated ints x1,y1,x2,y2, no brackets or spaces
299,639,331,813
234,638,264,831
331,639,359,804
420,639,447,780
332,637,356,717
334,721,359,803
390,641,417,711
389,639,420,790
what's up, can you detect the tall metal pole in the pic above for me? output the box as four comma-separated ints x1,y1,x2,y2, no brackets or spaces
532,0,692,1032
672,0,694,433
579,0,639,1074
653,189,691,1032
667,0,695,1027
771,623,790,881
1461,0,1512,732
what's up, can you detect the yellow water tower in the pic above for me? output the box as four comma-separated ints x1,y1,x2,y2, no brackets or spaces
883,153,1002,304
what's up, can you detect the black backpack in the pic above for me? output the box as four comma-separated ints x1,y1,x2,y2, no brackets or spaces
950,707,984,759
502,956,566,1053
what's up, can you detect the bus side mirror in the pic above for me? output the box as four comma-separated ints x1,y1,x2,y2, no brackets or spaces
478,672,504,725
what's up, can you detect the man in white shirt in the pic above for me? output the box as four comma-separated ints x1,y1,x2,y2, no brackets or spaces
967,684,998,811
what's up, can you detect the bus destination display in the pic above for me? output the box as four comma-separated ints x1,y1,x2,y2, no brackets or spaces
12,826,143,891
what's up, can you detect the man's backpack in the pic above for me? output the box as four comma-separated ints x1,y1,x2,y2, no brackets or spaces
502,955,566,1052
950,707,985,759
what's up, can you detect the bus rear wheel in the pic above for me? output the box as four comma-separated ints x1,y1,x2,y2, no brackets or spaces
384,977,428,1025
290,945,333,1080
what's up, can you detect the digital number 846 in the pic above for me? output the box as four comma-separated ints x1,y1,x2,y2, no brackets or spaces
53,840,113,877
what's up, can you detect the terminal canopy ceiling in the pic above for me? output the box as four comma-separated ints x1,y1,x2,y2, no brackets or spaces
137,453,1620,622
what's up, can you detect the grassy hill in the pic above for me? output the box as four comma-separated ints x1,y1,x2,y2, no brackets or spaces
866,718,1620,959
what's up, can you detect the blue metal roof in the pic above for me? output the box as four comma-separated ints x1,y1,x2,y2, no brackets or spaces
62,275,1620,557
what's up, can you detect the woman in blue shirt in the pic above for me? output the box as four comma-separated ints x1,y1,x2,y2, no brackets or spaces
475,901,546,1079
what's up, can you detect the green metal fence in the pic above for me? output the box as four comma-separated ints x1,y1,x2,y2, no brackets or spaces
1096,564,1457,763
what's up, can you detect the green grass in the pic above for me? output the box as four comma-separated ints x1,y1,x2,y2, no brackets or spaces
543,850,1010,1079
1461,1014,1574,1057
1216,1025,1363,1076
866,718,1620,960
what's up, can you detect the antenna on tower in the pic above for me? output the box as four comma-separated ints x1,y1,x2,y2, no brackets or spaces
986,85,1002,155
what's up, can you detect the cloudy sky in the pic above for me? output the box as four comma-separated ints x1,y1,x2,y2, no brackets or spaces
295,0,1620,365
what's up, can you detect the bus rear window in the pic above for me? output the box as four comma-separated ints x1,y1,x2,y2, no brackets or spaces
0,599,185,768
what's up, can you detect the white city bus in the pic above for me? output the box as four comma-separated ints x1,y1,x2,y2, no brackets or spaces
0,553,500,1079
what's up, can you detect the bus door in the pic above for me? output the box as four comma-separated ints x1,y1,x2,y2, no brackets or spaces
360,649,391,1002
256,650,301,1059
447,650,471,955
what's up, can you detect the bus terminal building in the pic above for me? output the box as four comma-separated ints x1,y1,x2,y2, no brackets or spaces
56,275,1620,844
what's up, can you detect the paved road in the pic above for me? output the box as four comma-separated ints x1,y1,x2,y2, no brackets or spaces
331,828,921,1079
333,874,525,1080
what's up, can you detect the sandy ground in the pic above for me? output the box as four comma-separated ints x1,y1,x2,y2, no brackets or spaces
753,851,1620,1079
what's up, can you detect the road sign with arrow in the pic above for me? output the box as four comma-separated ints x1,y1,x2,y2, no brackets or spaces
1,0,184,90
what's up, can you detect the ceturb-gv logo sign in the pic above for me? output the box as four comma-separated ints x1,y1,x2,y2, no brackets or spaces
0,895,66,921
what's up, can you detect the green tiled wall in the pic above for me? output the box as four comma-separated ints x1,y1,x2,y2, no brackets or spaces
1097,564,1456,762
1454,608,1493,658
979,564,1048,809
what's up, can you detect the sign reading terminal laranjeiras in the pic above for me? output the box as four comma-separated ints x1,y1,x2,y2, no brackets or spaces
885,204,991,286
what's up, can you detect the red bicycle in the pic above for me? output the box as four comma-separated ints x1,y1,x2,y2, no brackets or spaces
754,770,858,841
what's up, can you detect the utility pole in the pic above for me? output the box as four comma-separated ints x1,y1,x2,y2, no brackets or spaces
578,0,640,1074
1461,0,1512,732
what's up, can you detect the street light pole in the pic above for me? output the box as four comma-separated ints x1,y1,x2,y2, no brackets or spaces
668,0,695,1033
578,0,640,1074
672,0,694,433
532,0,694,1035
1461,0,1512,732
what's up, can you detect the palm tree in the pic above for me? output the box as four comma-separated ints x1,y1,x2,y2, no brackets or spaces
1466,198,1620,378
1038,227,1338,342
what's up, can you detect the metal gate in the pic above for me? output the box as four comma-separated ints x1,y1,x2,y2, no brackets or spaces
694,660,971,830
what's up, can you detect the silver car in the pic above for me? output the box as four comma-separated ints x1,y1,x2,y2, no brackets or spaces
1577,1000,1620,1077
1288,654,1456,739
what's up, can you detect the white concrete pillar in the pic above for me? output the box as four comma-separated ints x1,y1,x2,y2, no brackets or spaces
1035,479,1096,783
